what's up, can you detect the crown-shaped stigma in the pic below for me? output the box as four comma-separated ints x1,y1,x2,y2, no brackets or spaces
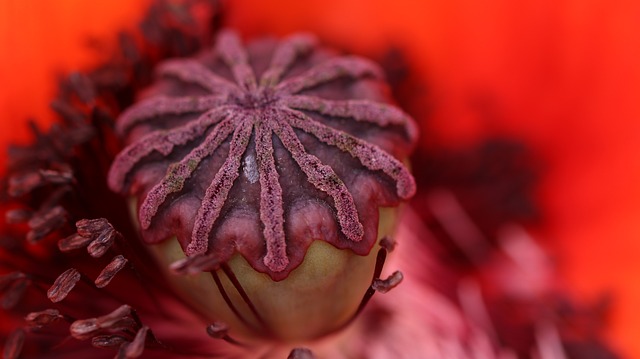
108,29,417,280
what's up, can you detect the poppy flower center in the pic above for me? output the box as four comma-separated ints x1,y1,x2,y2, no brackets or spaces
232,88,278,109
108,29,417,344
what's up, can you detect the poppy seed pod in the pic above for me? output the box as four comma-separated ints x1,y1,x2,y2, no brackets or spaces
107,29,418,342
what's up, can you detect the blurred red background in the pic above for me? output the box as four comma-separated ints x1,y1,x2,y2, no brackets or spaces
1,0,638,356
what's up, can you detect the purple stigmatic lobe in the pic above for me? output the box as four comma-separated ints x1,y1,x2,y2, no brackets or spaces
108,29,417,280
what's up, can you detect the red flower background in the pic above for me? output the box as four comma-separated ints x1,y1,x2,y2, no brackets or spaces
1,0,639,357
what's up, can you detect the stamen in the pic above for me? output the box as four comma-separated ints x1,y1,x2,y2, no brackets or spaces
1,273,30,309
332,244,401,337
355,248,387,316
68,219,118,257
205,321,230,339
47,268,81,303
221,264,270,334
209,271,256,332
69,319,99,340
58,233,94,252
7,171,43,197
87,232,116,258
50,99,86,124
1,5,227,357
25,309,68,328
38,167,75,185
91,335,128,349
379,236,397,252
7,165,74,198
44,218,147,307
206,321,246,346
372,270,403,294
95,255,128,288
5,208,33,224
0,272,27,292
26,206,68,243
66,72,96,105
70,305,133,340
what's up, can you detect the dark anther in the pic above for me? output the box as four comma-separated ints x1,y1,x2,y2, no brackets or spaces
5,208,34,224
206,321,229,339
72,218,121,257
47,268,81,303
0,272,27,291
379,235,397,252
91,335,128,349
372,270,403,294
86,230,116,258
25,309,65,328
1,272,31,310
66,72,97,105
50,99,86,125
8,171,44,197
205,321,246,346
70,319,101,341
58,233,94,252
26,205,68,243
76,218,115,237
70,304,135,340
95,255,128,288
39,167,75,185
